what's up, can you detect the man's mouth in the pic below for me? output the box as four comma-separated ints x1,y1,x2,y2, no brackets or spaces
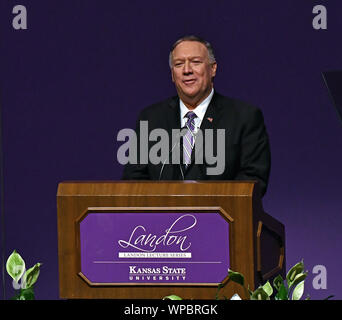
183,79,196,85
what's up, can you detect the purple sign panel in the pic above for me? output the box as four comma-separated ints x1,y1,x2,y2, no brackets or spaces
79,211,230,285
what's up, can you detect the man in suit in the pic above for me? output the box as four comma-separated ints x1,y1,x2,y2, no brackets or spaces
122,35,271,197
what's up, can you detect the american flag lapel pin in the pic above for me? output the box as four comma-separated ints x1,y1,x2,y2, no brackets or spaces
207,117,213,123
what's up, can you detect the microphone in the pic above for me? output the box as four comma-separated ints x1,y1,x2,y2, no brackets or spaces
158,129,187,180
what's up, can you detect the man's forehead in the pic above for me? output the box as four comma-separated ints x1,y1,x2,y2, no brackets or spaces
172,41,208,58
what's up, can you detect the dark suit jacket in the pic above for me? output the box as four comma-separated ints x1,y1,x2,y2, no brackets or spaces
122,91,271,197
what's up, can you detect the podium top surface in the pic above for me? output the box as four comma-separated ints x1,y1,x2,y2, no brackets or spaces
57,180,257,197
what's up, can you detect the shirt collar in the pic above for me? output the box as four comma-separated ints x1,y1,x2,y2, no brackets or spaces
180,88,214,124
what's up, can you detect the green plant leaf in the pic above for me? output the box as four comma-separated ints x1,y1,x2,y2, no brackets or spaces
262,281,273,297
22,263,42,289
217,282,224,289
289,272,307,290
275,283,288,300
11,293,21,300
291,281,304,300
286,260,304,288
228,269,244,286
11,287,35,300
163,295,182,300
273,274,284,292
250,287,270,300
19,288,35,300
6,250,26,283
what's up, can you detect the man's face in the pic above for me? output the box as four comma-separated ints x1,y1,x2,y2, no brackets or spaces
171,41,217,107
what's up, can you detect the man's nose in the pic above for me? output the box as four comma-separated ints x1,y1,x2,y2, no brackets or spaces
183,61,193,75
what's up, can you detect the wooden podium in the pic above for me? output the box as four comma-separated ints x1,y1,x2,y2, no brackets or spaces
57,181,285,299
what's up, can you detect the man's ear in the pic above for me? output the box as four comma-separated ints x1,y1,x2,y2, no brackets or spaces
171,68,175,83
211,62,217,78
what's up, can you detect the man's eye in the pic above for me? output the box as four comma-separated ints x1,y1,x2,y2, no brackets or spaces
192,60,202,64
175,62,183,67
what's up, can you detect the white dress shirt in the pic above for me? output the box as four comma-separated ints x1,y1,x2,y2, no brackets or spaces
179,88,214,133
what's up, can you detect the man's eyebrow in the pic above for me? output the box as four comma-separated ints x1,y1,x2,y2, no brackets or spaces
173,56,203,61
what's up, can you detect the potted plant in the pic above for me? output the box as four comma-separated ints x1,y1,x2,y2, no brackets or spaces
6,250,42,300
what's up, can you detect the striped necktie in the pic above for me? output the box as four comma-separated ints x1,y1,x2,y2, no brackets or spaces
183,111,197,166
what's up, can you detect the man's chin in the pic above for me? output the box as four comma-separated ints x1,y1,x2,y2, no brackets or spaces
180,89,200,99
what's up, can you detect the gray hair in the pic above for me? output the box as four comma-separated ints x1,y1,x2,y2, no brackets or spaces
168,35,216,68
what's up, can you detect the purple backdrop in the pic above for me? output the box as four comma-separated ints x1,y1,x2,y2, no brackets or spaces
1,0,341,300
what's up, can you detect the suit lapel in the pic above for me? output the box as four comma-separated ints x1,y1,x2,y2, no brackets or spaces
189,92,220,166
167,96,181,130
160,97,181,179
